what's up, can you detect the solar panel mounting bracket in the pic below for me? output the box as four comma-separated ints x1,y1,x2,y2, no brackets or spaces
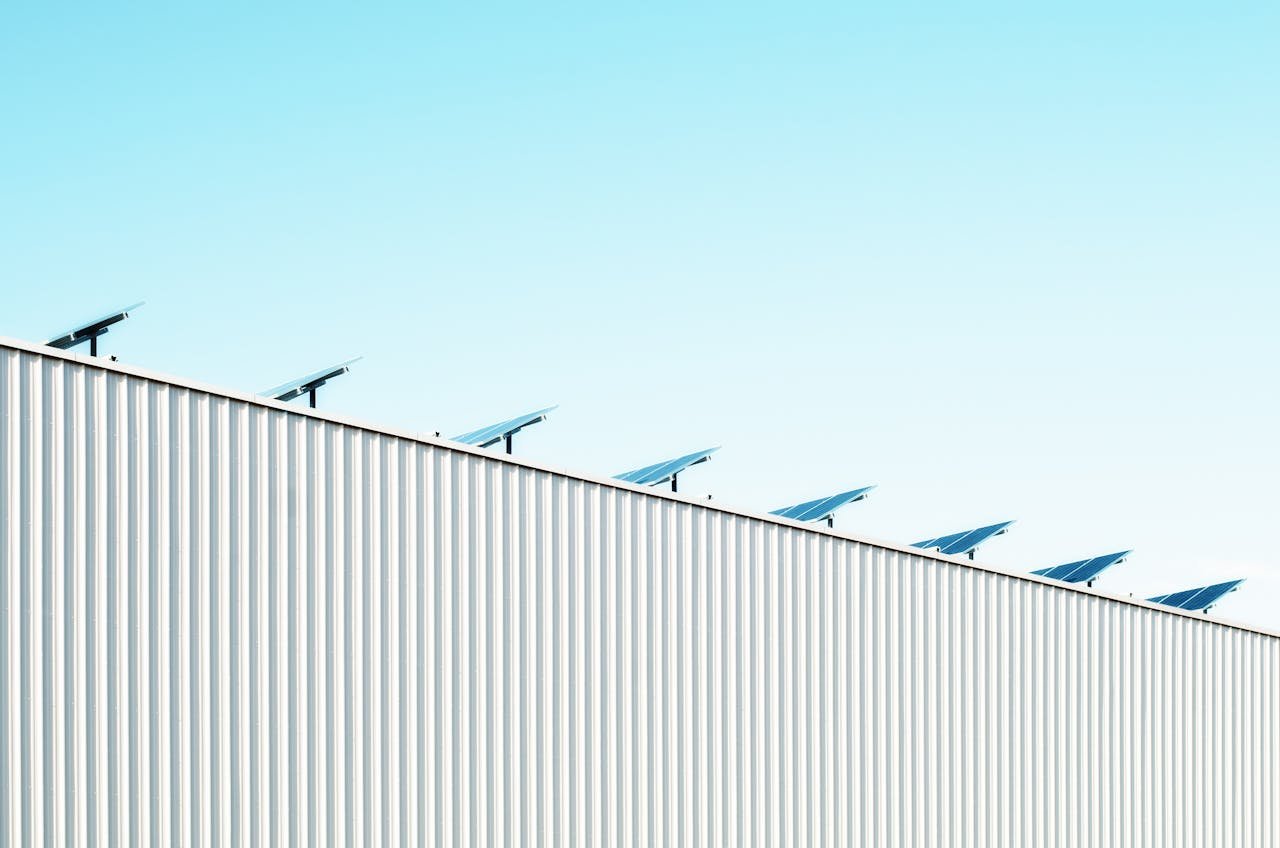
46,301,145,358
451,406,557,455
614,447,718,491
262,358,361,409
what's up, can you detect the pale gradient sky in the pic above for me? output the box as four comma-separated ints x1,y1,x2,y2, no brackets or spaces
2,3,1277,630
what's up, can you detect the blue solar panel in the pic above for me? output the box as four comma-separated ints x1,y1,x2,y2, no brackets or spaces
913,520,1014,556
261,358,362,402
1031,550,1131,584
770,486,875,523
1152,587,1202,608
615,447,718,488
1148,579,1243,612
453,406,557,449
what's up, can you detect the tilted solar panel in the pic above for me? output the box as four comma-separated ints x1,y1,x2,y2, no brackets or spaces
1148,579,1243,612
913,520,1015,557
770,486,875,523
46,301,146,355
453,406,557,449
615,447,718,490
261,358,362,402
1031,550,1131,584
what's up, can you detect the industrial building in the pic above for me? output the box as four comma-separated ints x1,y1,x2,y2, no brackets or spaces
0,332,1277,846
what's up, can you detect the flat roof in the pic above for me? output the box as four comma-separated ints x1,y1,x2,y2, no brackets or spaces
3,334,1275,642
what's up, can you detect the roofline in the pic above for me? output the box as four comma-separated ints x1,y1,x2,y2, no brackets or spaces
4,334,1277,642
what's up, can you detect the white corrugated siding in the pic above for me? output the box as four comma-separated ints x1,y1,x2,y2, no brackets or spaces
0,342,1277,847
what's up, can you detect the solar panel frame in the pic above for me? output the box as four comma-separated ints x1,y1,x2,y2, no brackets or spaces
262,358,362,402
614,447,718,487
46,301,146,351
1031,550,1131,584
1148,579,1243,612
913,520,1015,556
770,486,876,523
452,405,558,449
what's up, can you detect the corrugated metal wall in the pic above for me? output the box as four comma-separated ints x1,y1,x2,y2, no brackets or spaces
1,341,1277,847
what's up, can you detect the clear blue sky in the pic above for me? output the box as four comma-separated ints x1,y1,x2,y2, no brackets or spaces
2,3,1277,630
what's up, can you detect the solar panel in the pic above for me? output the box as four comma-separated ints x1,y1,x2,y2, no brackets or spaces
262,358,362,407
1031,550,1131,585
1148,579,1244,613
615,447,718,492
770,486,875,526
913,520,1014,558
453,406,557,453
46,301,145,357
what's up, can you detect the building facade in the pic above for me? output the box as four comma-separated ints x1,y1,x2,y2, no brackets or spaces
1,338,1277,846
